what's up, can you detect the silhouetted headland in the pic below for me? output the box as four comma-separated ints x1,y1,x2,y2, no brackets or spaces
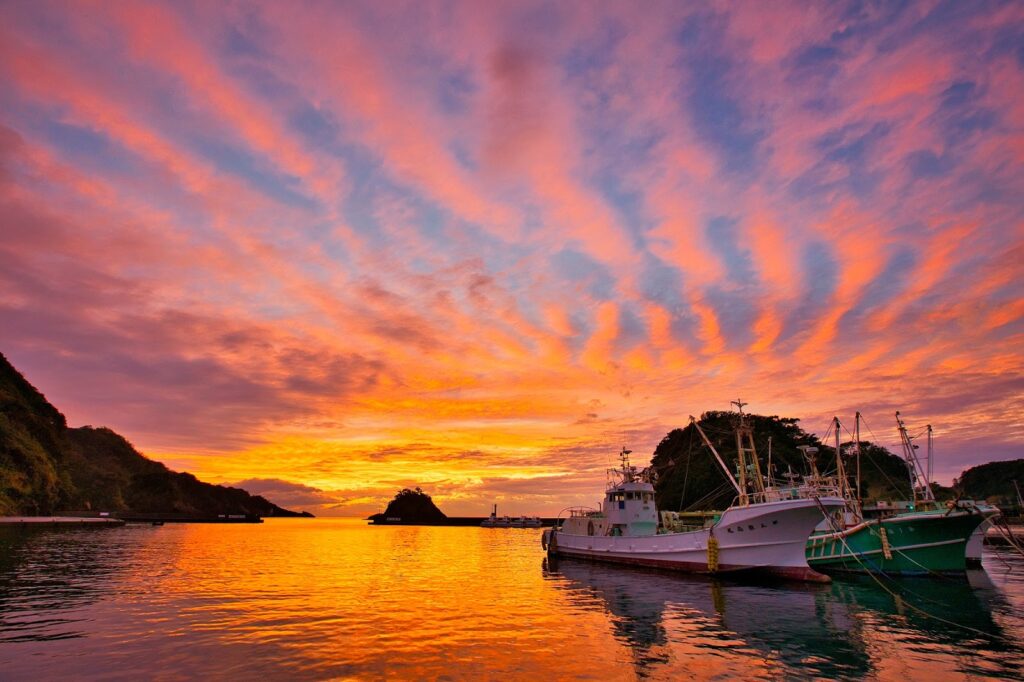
0,352,312,523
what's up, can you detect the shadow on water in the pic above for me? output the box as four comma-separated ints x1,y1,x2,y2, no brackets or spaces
0,525,140,643
543,556,1024,680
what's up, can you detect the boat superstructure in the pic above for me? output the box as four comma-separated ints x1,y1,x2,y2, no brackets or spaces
543,405,845,582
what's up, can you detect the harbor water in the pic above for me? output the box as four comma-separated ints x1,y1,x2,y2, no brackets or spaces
1,518,1022,680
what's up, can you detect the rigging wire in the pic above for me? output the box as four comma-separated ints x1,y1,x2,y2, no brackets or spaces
812,498,999,640
679,426,695,512
858,413,912,498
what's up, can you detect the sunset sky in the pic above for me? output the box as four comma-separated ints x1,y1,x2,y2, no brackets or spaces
1,1,1021,516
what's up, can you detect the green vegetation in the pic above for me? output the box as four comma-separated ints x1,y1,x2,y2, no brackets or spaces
957,459,1024,506
0,352,305,517
368,487,447,523
650,411,945,512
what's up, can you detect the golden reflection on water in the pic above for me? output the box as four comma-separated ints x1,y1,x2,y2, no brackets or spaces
1,518,1023,680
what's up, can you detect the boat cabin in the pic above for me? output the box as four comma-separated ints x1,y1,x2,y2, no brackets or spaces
557,448,659,538
602,480,658,536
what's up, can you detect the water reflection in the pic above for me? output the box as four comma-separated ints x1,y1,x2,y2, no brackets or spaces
545,557,870,679
1,521,1022,680
0,525,141,642
544,554,1024,680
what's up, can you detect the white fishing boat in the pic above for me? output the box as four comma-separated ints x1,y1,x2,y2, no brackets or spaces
542,406,845,582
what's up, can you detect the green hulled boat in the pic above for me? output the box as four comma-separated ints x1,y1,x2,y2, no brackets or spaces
806,506,988,574
803,412,995,575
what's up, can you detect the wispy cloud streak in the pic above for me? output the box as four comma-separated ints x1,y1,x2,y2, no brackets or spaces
1,0,1021,514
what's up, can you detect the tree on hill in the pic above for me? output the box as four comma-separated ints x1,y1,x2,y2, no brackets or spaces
956,459,1024,505
650,411,927,511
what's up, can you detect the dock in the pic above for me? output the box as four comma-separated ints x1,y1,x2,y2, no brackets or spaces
368,516,558,527
0,516,126,527
1,513,265,526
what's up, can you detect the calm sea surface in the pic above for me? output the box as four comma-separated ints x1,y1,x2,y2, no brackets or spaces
1,518,1022,680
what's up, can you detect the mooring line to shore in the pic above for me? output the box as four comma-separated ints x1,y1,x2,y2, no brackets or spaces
813,498,999,640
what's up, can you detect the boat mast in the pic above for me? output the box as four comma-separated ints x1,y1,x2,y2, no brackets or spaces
767,436,774,487
855,411,863,517
927,424,933,484
618,447,634,483
896,411,936,506
690,416,743,501
732,399,766,500
833,417,848,498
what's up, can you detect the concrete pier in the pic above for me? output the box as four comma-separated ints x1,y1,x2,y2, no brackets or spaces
0,516,126,527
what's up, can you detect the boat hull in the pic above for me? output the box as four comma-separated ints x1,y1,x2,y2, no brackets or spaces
806,509,987,575
548,497,842,583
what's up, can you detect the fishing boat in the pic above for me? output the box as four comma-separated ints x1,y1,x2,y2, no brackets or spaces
805,412,996,575
481,505,542,528
542,405,845,582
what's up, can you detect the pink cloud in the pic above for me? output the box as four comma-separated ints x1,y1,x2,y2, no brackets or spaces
1,0,1021,512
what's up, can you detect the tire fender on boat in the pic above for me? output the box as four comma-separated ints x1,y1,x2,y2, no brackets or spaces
707,532,720,573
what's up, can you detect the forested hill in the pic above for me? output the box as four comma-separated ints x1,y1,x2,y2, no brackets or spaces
0,351,307,517
650,411,933,512
957,459,1024,505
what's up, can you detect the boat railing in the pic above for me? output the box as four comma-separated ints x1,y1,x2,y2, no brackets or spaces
744,484,844,505
554,506,600,530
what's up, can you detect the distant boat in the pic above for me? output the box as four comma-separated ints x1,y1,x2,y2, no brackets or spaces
542,404,845,582
481,505,542,528
804,412,997,575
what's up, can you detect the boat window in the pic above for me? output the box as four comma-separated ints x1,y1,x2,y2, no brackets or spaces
626,492,635,500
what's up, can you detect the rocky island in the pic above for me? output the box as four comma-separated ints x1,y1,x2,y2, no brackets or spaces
367,487,448,524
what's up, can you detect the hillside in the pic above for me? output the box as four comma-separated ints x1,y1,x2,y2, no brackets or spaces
650,411,935,512
0,351,307,517
957,459,1024,505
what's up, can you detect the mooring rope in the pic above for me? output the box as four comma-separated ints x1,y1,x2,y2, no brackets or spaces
811,497,997,639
